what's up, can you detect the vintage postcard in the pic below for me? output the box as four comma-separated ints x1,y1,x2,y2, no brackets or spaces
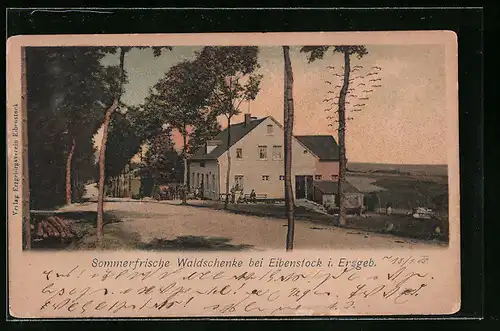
7,31,459,318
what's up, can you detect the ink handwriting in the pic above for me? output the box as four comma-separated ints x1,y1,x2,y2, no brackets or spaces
36,256,434,316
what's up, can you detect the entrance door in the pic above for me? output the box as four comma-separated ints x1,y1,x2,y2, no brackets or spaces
295,176,305,199
295,175,314,200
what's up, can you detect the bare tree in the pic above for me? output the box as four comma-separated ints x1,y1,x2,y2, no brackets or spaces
301,46,382,226
283,46,295,251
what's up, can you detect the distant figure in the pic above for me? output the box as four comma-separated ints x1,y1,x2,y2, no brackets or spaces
230,187,236,203
386,203,393,215
250,189,256,203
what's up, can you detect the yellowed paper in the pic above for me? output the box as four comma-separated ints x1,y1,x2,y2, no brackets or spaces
7,31,460,318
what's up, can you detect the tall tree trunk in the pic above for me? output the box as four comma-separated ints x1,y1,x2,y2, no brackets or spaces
283,46,295,251
21,46,31,250
181,130,188,205
128,161,132,197
152,177,157,199
224,116,231,210
96,98,119,239
65,137,76,205
337,51,351,226
96,46,126,241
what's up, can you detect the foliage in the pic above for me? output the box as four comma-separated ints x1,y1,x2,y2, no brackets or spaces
301,46,368,63
195,46,263,119
143,129,184,185
144,57,217,203
99,46,172,58
188,110,222,155
96,46,172,238
104,111,142,179
26,47,113,209
26,46,172,210
145,59,213,151
194,46,262,209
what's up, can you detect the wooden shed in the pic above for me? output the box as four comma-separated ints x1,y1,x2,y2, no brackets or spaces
312,180,364,210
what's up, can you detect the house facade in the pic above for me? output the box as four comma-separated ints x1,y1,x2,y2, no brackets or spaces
106,163,142,198
188,114,342,201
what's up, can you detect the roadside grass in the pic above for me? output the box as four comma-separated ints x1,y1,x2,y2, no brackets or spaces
370,177,448,214
188,200,448,243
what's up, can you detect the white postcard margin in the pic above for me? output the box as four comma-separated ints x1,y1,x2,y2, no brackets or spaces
6,31,460,318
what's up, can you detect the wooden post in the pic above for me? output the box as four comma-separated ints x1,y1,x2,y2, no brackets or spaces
21,46,31,250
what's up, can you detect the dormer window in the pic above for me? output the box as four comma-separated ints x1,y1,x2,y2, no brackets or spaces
206,139,222,154
266,124,273,134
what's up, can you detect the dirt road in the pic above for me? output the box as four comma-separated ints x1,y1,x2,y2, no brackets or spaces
58,200,446,251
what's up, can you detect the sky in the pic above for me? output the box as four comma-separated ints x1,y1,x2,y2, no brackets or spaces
96,44,447,165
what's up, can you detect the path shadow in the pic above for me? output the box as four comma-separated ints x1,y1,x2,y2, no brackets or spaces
138,235,253,251
186,202,325,220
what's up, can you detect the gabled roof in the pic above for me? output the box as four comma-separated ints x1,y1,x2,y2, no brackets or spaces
189,117,267,160
295,135,340,161
189,116,341,162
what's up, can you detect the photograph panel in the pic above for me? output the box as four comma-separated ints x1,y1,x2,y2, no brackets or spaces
7,32,460,318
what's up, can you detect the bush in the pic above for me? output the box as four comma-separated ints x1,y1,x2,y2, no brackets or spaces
132,194,143,200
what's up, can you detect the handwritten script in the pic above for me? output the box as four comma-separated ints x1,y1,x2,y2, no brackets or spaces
37,255,432,316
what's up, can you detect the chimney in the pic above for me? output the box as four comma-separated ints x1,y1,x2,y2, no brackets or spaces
244,113,252,127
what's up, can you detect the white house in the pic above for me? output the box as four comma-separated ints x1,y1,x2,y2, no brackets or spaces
188,113,342,201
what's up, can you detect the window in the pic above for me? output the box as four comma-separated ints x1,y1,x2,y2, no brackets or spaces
267,124,274,134
272,145,283,160
279,175,285,180
212,175,216,191
315,175,322,180
191,173,195,187
196,173,200,187
206,174,209,189
331,174,339,180
236,148,243,159
258,146,268,160
234,175,244,190
262,175,270,181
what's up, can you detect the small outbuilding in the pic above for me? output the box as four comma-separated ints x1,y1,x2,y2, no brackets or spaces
312,180,364,211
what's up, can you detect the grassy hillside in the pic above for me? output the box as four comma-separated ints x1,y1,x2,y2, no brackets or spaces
346,163,448,215
347,162,448,177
